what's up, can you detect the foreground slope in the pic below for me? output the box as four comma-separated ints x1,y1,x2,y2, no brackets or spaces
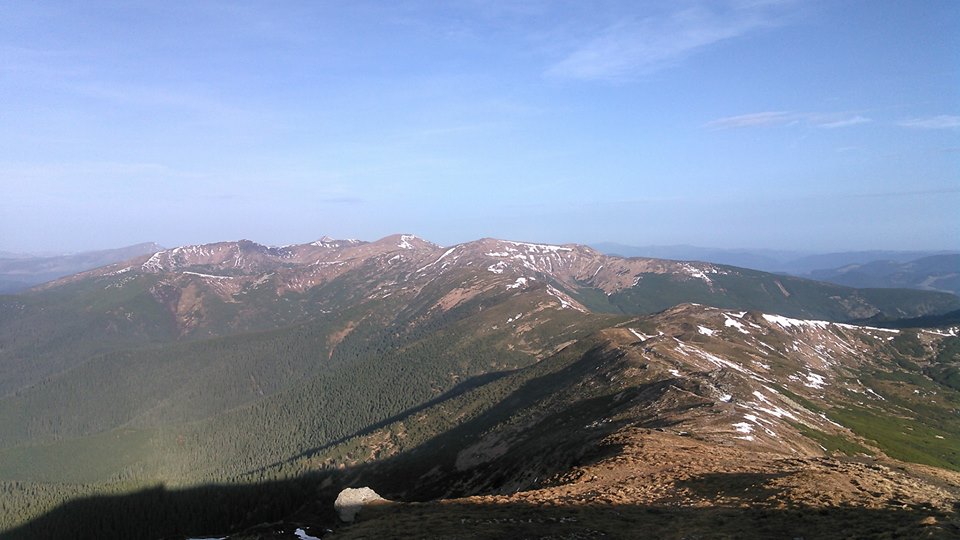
285,306,960,539
7,304,959,538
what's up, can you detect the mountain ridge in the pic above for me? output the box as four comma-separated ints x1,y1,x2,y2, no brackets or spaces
2,234,960,538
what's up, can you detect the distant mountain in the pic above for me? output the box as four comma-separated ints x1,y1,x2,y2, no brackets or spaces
590,242,802,271
2,234,960,538
0,242,164,293
807,254,960,296
0,234,955,399
591,243,958,276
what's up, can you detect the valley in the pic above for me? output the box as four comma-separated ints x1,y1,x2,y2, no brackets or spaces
0,235,958,539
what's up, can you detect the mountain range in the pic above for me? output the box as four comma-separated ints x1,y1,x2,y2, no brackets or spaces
1,234,958,539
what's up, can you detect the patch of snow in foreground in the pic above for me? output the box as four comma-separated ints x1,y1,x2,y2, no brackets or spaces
296,528,321,540
698,325,715,336
733,422,753,434
719,394,733,402
669,369,681,377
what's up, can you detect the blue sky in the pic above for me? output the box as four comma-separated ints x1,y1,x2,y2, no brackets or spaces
1,0,957,253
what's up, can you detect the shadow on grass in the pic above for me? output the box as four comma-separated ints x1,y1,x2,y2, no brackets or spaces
5,474,956,540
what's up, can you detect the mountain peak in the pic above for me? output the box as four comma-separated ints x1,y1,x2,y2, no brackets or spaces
373,233,439,251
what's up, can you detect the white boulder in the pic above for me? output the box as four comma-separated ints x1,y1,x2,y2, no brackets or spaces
334,487,386,522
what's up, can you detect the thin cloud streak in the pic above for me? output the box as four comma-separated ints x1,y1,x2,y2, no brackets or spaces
898,115,960,129
705,111,797,129
816,115,871,129
546,2,789,81
706,111,872,130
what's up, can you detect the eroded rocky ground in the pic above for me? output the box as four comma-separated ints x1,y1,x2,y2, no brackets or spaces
327,429,960,539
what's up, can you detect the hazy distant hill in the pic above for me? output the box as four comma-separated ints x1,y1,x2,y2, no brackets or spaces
0,242,163,293
808,254,960,296
592,243,959,287
590,242,802,271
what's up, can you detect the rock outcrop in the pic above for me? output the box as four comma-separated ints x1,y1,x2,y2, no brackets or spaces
334,487,388,523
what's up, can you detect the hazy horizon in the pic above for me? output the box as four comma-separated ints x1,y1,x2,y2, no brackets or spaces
2,1,958,254
3,234,959,261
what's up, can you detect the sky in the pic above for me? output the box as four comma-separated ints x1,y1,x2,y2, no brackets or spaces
1,0,958,254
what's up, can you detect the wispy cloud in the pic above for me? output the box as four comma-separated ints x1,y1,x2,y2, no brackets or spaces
898,115,960,129
706,111,871,130
546,1,792,81
705,111,797,129
815,115,871,129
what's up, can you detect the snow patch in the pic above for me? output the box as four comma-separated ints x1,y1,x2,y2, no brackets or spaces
506,277,529,290
629,328,654,341
416,247,458,273
724,315,750,334
487,261,508,274
546,285,585,311
398,234,416,249
763,313,830,329
697,325,715,336
803,372,827,390
295,529,321,540
678,263,718,284
501,240,572,253
104,266,133,276
182,271,230,280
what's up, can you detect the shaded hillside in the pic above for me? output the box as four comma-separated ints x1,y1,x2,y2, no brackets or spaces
3,305,960,539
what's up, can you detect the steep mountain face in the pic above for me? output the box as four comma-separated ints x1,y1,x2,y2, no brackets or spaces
286,304,960,490
20,234,960,340
2,235,960,539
